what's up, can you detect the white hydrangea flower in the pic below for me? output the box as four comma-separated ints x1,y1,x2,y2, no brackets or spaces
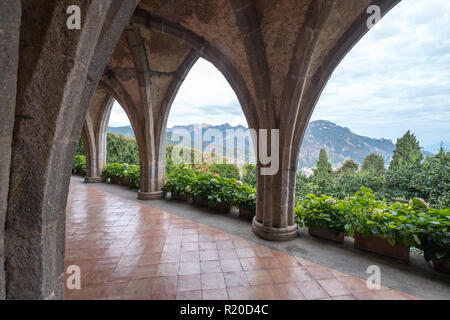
325,198,336,205
210,178,218,184
248,194,256,200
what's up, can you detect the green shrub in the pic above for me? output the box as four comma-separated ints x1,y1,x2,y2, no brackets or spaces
103,163,126,180
233,183,256,213
126,165,140,188
208,163,240,180
295,194,350,234
164,164,196,196
73,155,87,175
190,173,238,207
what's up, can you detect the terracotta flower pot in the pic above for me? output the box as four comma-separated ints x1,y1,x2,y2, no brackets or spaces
309,227,345,244
212,202,230,213
428,259,450,274
194,198,209,207
110,176,121,184
121,177,128,186
173,193,188,202
354,232,410,262
194,198,230,213
239,208,255,221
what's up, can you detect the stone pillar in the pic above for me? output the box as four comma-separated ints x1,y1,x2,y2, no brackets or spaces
0,0,21,300
251,132,300,241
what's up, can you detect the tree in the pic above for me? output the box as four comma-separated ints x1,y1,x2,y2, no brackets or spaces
336,159,359,177
311,149,336,195
361,153,385,173
389,130,423,169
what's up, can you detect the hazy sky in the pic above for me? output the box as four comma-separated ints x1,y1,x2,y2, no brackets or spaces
109,0,450,148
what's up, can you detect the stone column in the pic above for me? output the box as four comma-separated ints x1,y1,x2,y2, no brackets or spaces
0,0,21,300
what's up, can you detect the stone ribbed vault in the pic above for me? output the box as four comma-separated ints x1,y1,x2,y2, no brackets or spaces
0,0,399,299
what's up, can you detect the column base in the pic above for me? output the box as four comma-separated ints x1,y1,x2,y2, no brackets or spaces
84,176,104,183
137,191,164,200
251,217,298,242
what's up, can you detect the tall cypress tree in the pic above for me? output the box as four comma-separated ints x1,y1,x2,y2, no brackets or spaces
389,130,423,169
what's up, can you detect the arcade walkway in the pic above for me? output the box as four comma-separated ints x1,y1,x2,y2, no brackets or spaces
64,180,420,300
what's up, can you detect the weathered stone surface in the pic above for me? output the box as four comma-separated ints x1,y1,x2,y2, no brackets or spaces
0,0,21,300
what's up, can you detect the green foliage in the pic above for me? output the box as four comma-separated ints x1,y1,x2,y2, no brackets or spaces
72,155,87,175
164,164,196,196
336,159,359,177
233,183,257,213
361,153,385,173
295,194,350,234
295,172,312,201
295,187,450,263
107,133,140,165
389,130,423,170
126,165,140,188
103,163,127,180
242,163,256,187
208,163,240,180
190,173,238,208
311,149,337,195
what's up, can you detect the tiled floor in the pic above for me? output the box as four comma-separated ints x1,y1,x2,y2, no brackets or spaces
64,181,420,300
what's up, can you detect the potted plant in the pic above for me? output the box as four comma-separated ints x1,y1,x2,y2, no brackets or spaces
164,165,195,201
296,194,349,243
191,174,234,213
127,165,140,189
234,182,257,221
348,188,414,262
72,155,87,176
102,163,125,184
414,206,450,274
121,163,130,186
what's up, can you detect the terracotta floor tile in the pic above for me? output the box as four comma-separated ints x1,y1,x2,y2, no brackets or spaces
156,263,180,277
251,285,277,300
181,242,199,252
203,288,229,300
297,280,330,300
218,249,238,260
179,262,201,275
223,271,250,288
177,275,202,292
220,259,243,273
181,250,200,263
245,270,273,286
259,257,282,270
149,276,178,295
132,264,158,279
201,273,226,290
272,283,306,300
304,264,335,280
318,278,351,297
177,290,202,300
201,260,223,274
227,286,254,300
239,258,262,271
200,250,219,261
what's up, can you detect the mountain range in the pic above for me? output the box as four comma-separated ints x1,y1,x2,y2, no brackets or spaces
107,120,436,169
